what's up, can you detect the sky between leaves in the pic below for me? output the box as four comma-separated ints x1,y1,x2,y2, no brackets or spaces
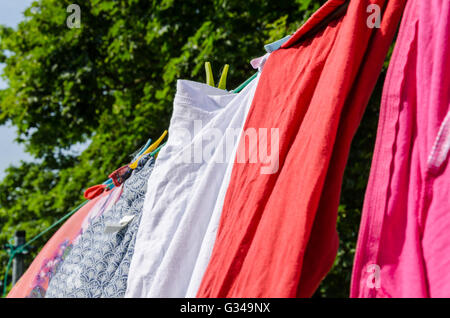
0,0,35,179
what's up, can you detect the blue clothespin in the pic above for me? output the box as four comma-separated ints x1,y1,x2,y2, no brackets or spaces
264,35,292,53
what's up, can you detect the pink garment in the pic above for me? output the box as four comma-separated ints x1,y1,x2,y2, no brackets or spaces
351,0,450,298
7,186,122,298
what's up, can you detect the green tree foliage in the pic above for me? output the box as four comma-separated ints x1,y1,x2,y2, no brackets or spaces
0,0,385,297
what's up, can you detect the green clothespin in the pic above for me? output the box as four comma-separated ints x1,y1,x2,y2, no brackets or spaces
218,64,229,90
205,62,215,87
205,62,229,90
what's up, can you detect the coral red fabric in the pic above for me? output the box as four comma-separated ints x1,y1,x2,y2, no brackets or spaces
197,0,406,298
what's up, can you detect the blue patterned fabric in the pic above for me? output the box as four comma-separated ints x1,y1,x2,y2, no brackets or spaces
45,155,154,298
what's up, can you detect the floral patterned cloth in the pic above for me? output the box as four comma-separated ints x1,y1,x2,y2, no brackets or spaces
45,155,154,298
26,240,73,298
7,186,122,298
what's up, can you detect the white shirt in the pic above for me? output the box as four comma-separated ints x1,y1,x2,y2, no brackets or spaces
126,64,263,298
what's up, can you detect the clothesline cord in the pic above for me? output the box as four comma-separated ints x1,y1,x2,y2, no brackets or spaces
232,72,258,93
2,200,88,297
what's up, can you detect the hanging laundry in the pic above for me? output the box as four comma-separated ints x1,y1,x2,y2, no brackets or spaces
185,56,268,298
196,0,407,298
126,59,265,297
7,186,122,298
351,0,450,298
45,154,155,298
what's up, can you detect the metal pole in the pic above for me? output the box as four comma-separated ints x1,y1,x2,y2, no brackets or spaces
12,230,26,285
